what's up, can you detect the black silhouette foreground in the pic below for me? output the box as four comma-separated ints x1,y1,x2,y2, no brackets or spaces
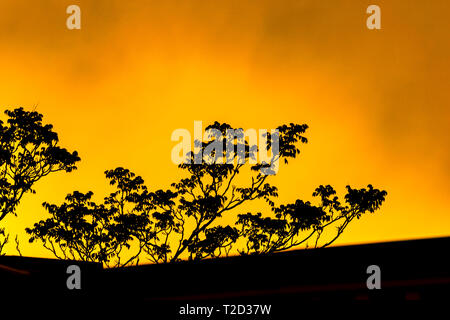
0,107,387,267
1,237,449,309
0,108,80,253
20,115,387,266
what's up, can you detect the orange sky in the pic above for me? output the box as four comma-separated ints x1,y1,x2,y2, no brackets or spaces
0,0,449,258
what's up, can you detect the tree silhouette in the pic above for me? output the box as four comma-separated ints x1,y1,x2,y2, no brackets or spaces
0,107,80,254
27,122,387,266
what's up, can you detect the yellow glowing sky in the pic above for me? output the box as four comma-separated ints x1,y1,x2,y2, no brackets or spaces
0,0,449,257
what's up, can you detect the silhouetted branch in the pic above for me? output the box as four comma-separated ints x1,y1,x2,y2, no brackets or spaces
14,235,22,256
0,228,9,256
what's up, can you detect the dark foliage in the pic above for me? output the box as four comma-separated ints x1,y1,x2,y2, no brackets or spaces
0,107,80,254
26,121,387,266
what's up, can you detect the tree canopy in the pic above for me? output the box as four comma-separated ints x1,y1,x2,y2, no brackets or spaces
0,107,80,253
26,121,387,267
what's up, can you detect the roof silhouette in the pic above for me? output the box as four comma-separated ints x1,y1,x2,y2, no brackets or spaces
1,236,449,309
